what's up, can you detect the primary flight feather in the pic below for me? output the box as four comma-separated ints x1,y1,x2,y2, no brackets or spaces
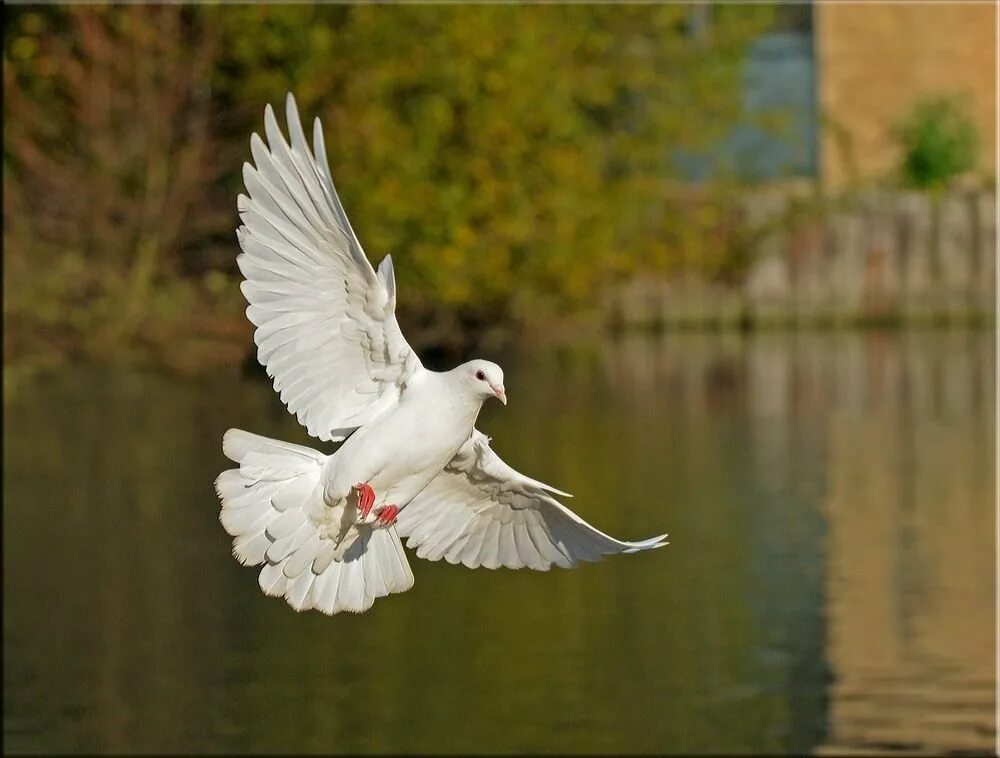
215,93,668,615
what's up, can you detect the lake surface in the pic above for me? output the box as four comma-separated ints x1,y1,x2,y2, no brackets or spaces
4,330,995,754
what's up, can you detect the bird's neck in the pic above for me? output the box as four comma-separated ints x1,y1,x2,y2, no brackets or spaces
419,369,487,425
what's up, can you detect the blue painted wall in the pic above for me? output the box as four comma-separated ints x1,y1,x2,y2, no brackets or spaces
675,30,819,183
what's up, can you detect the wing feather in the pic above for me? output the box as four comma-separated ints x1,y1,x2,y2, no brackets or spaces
238,94,423,441
396,430,669,570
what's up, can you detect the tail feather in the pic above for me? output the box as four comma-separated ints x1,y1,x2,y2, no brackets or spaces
222,429,325,468
215,428,414,615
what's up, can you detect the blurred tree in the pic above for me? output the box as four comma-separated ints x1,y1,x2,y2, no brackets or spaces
5,3,773,370
5,6,239,366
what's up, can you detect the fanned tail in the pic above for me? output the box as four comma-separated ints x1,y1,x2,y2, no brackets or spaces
215,428,414,615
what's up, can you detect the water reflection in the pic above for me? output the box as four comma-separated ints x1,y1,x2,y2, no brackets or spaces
3,330,994,754
601,330,996,755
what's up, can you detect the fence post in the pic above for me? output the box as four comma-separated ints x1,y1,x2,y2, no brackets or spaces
936,191,975,321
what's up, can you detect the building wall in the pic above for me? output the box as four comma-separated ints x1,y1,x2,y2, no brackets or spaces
816,3,996,190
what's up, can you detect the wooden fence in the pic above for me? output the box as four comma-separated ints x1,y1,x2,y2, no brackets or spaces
607,188,996,329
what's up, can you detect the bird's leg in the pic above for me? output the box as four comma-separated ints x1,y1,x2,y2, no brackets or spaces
374,504,399,527
353,482,376,519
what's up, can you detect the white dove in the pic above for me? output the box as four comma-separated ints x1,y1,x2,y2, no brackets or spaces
215,94,669,616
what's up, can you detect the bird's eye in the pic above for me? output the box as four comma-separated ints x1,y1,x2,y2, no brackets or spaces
475,370,486,381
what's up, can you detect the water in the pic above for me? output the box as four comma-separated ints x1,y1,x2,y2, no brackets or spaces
4,330,995,754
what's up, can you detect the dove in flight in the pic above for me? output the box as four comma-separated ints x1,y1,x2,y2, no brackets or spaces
214,94,669,615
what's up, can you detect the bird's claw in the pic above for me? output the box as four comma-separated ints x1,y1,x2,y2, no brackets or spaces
375,504,399,527
354,482,376,519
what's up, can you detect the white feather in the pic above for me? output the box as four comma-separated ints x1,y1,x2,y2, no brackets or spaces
236,94,424,443
215,427,414,616
396,430,669,571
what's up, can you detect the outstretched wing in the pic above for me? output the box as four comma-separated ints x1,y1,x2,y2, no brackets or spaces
237,93,422,442
395,430,669,570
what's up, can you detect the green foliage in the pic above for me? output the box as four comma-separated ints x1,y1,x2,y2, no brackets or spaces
5,4,773,371
894,95,979,190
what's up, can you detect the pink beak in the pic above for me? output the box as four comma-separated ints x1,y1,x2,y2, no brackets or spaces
491,384,507,405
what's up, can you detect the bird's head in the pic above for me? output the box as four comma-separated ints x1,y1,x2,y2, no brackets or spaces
461,359,506,406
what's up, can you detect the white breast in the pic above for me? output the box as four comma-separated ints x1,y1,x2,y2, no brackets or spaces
322,371,480,509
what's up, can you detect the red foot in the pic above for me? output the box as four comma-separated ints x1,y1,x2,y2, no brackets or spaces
354,482,376,519
375,504,399,527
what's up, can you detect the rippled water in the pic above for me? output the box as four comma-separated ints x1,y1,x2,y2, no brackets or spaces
4,330,995,754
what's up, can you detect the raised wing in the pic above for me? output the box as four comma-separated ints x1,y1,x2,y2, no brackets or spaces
237,93,422,441
395,431,669,570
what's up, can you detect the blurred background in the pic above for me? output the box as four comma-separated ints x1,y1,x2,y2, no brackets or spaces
3,3,996,755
